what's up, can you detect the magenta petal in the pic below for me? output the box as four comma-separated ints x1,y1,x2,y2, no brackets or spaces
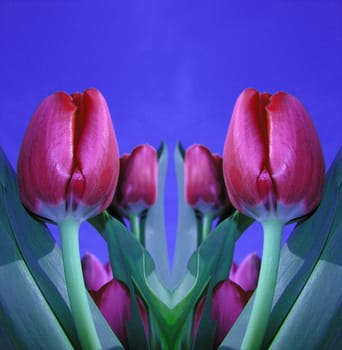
229,253,261,292
92,280,131,349
211,280,248,348
81,253,112,292
193,280,249,349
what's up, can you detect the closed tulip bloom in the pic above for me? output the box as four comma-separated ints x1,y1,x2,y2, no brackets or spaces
81,253,113,292
223,88,325,222
17,88,119,223
112,144,158,215
91,279,149,349
185,144,230,215
193,280,249,349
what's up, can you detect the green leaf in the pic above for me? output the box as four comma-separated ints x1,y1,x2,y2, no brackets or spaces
172,142,198,288
0,151,73,349
0,147,123,349
220,147,342,349
142,142,171,287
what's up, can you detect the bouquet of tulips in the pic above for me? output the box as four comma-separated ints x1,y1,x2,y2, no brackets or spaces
0,87,340,350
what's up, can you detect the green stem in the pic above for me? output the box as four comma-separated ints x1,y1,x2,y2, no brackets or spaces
129,213,144,245
59,218,101,350
198,213,214,246
241,218,283,350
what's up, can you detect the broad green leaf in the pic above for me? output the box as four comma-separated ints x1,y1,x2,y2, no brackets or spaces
0,179,73,349
143,142,171,287
172,142,198,288
220,147,342,349
0,147,123,349
268,167,342,349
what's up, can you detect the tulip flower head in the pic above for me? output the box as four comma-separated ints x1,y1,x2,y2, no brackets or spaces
82,253,150,348
193,253,260,349
112,144,158,216
17,88,120,224
185,144,231,216
223,88,325,223
91,279,150,349
193,280,251,349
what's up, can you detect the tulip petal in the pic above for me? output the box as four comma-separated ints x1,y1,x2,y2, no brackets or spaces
81,253,112,292
229,253,261,292
223,88,274,213
266,92,325,215
91,280,131,349
71,88,119,212
17,92,76,212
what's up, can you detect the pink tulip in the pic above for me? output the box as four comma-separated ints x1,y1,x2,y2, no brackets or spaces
193,253,260,348
193,280,249,349
91,279,149,349
223,88,325,222
17,88,119,223
185,144,231,215
111,144,158,215
229,252,261,292
81,253,113,292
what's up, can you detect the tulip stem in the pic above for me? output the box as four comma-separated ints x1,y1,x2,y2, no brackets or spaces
59,218,101,350
129,213,144,245
198,213,214,246
241,218,283,350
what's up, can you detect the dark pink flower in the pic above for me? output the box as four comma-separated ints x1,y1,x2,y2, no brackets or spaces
111,144,158,216
193,253,261,348
193,280,249,349
91,279,149,349
82,253,149,348
184,144,231,215
223,88,325,222
17,88,119,223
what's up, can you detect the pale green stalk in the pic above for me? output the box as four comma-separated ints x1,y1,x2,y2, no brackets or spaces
241,218,283,350
59,218,101,350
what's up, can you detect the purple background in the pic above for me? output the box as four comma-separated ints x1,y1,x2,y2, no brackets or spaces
0,1,341,267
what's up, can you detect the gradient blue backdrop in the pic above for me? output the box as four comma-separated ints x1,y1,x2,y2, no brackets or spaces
1,1,341,267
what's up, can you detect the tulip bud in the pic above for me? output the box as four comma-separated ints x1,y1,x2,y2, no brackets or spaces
185,144,231,216
17,88,119,223
91,279,149,348
223,88,325,222
81,253,113,292
111,144,158,216
229,253,261,292
193,280,250,349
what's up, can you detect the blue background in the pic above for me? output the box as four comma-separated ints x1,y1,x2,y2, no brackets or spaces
1,1,341,267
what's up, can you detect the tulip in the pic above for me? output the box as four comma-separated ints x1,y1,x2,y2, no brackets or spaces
17,88,120,350
185,144,231,214
112,144,158,216
91,279,150,349
193,280,251,349
17,88,119,223
81,253,113,292
223,88,325,223
184,144,232,243
223,88,325,350
111,144,158,244
229,252,261,292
